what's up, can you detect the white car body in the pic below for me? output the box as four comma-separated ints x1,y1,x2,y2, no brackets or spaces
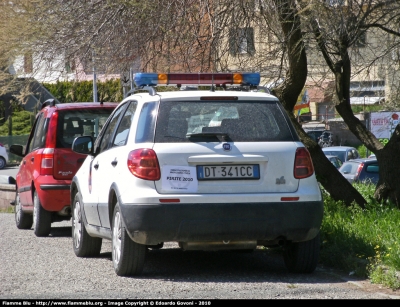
70,72,323,276
0,143,9,169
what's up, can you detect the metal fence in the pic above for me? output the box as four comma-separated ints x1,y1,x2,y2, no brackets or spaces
0,135,29,164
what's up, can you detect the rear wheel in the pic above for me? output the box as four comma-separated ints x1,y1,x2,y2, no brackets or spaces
14,191,33,229
33,191,52,237
283,232,321,274
0,157,6,169
112,202,146,276
72,192,102,257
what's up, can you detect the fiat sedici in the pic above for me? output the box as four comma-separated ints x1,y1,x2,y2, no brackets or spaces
70,73,323,276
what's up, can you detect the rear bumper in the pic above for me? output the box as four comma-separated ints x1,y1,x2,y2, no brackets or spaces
119,201,324,245
35,176,71,211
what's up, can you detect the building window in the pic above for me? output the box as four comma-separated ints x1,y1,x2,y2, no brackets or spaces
24,53,33,73
229,27,255,56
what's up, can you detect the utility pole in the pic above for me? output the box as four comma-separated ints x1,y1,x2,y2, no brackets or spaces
93,50,98,103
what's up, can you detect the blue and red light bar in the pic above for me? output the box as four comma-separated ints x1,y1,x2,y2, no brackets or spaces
134,73,260,87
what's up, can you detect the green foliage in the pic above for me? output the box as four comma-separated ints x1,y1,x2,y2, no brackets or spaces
42,79,124,103
320,184,400,290
357,144,368,158
0,110,33,136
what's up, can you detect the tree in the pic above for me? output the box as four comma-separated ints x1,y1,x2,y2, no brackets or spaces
206,0,400,207
295,0,400,205
268,0,366,207
2,0,400,207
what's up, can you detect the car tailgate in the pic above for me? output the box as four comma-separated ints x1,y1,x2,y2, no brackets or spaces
53,148,86,180
153,142,301,194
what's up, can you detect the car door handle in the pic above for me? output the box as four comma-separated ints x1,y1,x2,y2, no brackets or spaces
94,163,99,170
111,160,118,167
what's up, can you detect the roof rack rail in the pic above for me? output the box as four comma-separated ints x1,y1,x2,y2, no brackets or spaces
41,99,56,110
219,85,269,93
126,86,157,97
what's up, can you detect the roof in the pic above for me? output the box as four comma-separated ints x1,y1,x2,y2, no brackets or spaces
45,102,118,110
322,146,356,151
342,158,378,164
302,121,326,131
133,90,279,101
350,97,384,105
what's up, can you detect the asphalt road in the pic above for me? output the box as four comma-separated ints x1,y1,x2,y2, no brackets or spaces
0,164,19,178
1,214,399,300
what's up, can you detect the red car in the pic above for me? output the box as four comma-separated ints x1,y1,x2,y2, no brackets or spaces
10,100,117,237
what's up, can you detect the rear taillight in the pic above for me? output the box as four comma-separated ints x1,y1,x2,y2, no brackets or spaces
127,149,160,180
294,147,314,179
0,143,4,147
45,112,58,148
354,163,364,181
40,148,54,175
40,112,58,176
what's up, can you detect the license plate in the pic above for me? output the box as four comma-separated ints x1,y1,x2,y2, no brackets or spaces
197,165,260,180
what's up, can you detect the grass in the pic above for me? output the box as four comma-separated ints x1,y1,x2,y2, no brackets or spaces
1,184,399,289
1,206,14,213
320,183,400,290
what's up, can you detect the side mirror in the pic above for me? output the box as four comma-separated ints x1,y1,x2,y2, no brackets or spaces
10,145,25,157
72,136,94,155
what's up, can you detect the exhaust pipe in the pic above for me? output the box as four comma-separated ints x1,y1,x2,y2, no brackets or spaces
179,240,257,251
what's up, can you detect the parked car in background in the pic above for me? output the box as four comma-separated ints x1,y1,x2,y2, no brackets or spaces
10,100,117,237
322,146,360,163
317,131,333,147
339,158,379,184
325,155,343,169
70,72,323,277
0,142,9,169
305,129,324,142
368,154,376,159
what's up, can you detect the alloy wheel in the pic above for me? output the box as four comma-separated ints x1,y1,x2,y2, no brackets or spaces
112,211,122,266
73,201,82,248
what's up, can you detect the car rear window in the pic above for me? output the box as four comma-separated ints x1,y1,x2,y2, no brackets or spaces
154,100,295,143
56,109,113,148
366,164,379,173
340,162,360,174
324,150,346,162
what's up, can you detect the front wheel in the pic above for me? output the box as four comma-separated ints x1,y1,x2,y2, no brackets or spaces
72,192,102,257
33,191,52,237
15,191,33,229
112,202,146,276
283,232,321,274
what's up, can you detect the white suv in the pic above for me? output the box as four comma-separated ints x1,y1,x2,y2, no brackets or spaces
70,72,323,276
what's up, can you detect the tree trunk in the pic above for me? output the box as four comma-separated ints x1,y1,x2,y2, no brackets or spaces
290,112,367,208
271,0,366,208
373,125,400,206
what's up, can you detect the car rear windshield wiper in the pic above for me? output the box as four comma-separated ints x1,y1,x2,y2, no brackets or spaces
186,132,231,141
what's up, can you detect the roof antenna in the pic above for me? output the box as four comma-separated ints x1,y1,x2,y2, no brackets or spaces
211,73,215,92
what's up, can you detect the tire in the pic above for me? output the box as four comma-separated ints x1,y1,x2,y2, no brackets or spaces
283,232,321,274
14,191,33,229
0,157,6,169
33,191,52,237
72,192,102,257
112,202,146,276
